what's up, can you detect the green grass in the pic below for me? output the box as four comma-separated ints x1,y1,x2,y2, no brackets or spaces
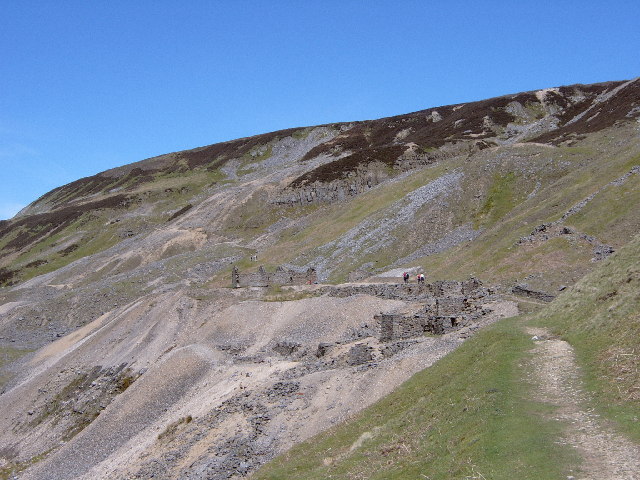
565,170,640,246
263,285,319,302
532,234,640,441
255,317,577,480
474,172,518,228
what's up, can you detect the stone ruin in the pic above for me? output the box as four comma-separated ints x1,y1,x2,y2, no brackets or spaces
375,295,486,341
319,277,494,342
232,265,317,288
377,283,491,341
230,272,494,346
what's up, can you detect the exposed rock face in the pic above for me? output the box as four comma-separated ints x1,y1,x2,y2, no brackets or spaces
273,163,393,205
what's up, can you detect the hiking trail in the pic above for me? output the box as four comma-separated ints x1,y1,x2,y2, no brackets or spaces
527,327,640,480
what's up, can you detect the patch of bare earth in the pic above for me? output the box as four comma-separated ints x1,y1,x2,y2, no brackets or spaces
527,327,640,480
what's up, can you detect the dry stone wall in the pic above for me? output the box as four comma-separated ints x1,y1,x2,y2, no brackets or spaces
232,265,317,288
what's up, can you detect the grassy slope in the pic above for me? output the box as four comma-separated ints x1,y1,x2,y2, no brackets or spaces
533,234,640,441
422,144,640,289
255,235,640,479
255,316,577,480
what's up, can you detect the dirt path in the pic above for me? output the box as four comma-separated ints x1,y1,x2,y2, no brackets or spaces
527,327,640,480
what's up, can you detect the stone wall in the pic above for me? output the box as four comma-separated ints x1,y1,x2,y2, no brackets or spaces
318,278,488,303
511,284,555,302
232,265,317,288
374,298,486,342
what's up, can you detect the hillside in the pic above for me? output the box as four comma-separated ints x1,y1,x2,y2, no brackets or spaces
0,78,639,479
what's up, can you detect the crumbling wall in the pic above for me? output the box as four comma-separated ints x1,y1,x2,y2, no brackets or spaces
232,265,317,288
376,313,429,342
319,278,489,302
374,299,483,342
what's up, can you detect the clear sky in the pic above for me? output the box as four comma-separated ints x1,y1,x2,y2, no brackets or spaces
1,1,639,219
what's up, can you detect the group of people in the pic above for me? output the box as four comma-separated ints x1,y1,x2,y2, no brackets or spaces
403,272,425,284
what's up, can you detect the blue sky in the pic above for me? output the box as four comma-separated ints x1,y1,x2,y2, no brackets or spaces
1,1,639,219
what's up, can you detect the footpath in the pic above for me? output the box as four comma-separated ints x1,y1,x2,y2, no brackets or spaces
527,327,640,480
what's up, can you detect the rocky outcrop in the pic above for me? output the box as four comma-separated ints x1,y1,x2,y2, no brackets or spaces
273,163,392,205
273,143,478,206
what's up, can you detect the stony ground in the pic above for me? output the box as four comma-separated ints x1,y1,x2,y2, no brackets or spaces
0,281,517,480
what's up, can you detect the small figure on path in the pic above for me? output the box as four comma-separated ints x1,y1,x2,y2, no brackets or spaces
403,272,409,284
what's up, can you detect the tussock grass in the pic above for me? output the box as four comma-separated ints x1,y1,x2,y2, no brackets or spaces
255,318,577,480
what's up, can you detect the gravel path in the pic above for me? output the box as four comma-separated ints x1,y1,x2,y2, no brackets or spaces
527,327,640,480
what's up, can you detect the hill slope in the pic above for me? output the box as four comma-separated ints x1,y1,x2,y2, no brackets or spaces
1,78,639,289
0,78,639,479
